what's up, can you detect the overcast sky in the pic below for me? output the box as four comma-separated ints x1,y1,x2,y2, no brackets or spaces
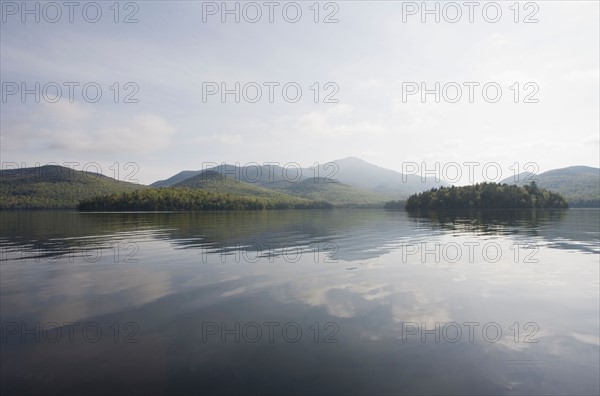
1,1,598,184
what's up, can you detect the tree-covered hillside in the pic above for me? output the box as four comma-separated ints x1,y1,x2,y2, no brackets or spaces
78,188,333,211
174,171,390,206
152,158,450,198
0,165,144,210
501,166,599,207
402,182,568,211
274,177,387,206
173,170,298,198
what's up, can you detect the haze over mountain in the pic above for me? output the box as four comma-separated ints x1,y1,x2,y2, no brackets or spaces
173,169,387,206
153,157,449,199
500,166,600,207
153,163,307,189
173,170,310,200
2,161,598,210
321,157,449,194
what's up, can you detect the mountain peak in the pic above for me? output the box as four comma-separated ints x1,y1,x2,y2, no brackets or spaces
335,156,368,164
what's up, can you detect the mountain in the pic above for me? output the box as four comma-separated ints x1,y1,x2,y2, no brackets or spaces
0,165,144,209
152,157,449,201
173,170,305,199
500,166,600,207
151,170,204,187
153,163,308,188
5,162,598,210
323,157,449,196
267,177,387,206
173,170,386,206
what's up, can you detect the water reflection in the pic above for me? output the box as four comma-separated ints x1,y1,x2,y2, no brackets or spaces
406,208,569,234
1,209,598,395
2,209,598,263
406,209,599,254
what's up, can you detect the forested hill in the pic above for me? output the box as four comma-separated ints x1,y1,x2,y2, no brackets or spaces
0,165,144,210
174,171,388,206
399,182,568,211
77,188,333,211
173,170,299,198
152,157,449,197
4,162,596,210
500,166,599,207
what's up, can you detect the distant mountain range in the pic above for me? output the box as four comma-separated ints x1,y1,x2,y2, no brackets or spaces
1,159,598,209
152,157,449,205
500,166,600,207
173,171,386,206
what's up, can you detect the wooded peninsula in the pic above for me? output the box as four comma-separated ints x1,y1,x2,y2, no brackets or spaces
385,182,569,211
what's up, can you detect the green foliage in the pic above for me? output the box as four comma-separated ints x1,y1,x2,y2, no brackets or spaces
276,177,388,206
175,172,389,206
502,166,599,207
0,165,143,210
78,188,333,211
173,171,289,197
402,182,569,211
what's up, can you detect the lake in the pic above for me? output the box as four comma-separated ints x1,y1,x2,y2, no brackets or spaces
1,209,599,395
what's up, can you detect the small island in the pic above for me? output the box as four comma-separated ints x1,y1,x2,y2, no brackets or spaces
77,188,333,211
386,182,569,211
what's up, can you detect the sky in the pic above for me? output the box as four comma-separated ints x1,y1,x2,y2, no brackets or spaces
1,0,599,185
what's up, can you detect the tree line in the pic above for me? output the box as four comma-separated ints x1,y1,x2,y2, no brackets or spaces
387,182,569,211
78,188,333,211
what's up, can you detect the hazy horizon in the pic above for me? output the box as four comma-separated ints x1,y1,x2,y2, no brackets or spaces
1,1,598,185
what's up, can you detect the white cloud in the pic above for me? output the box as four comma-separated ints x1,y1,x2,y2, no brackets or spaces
278,105,389,138
566,68,600,82
582,134,600,146
190,133,243,145
489,33,509,46
570,332,600,346
2,103,175,155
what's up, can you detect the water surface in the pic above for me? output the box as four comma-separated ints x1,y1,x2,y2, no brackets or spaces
1,209,598,395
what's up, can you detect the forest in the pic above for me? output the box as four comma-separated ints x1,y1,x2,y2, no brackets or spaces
391,182,569,211
78,188,333,211
0,165,141,210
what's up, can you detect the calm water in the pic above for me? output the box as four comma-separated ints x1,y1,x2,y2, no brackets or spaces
1,209,599,395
